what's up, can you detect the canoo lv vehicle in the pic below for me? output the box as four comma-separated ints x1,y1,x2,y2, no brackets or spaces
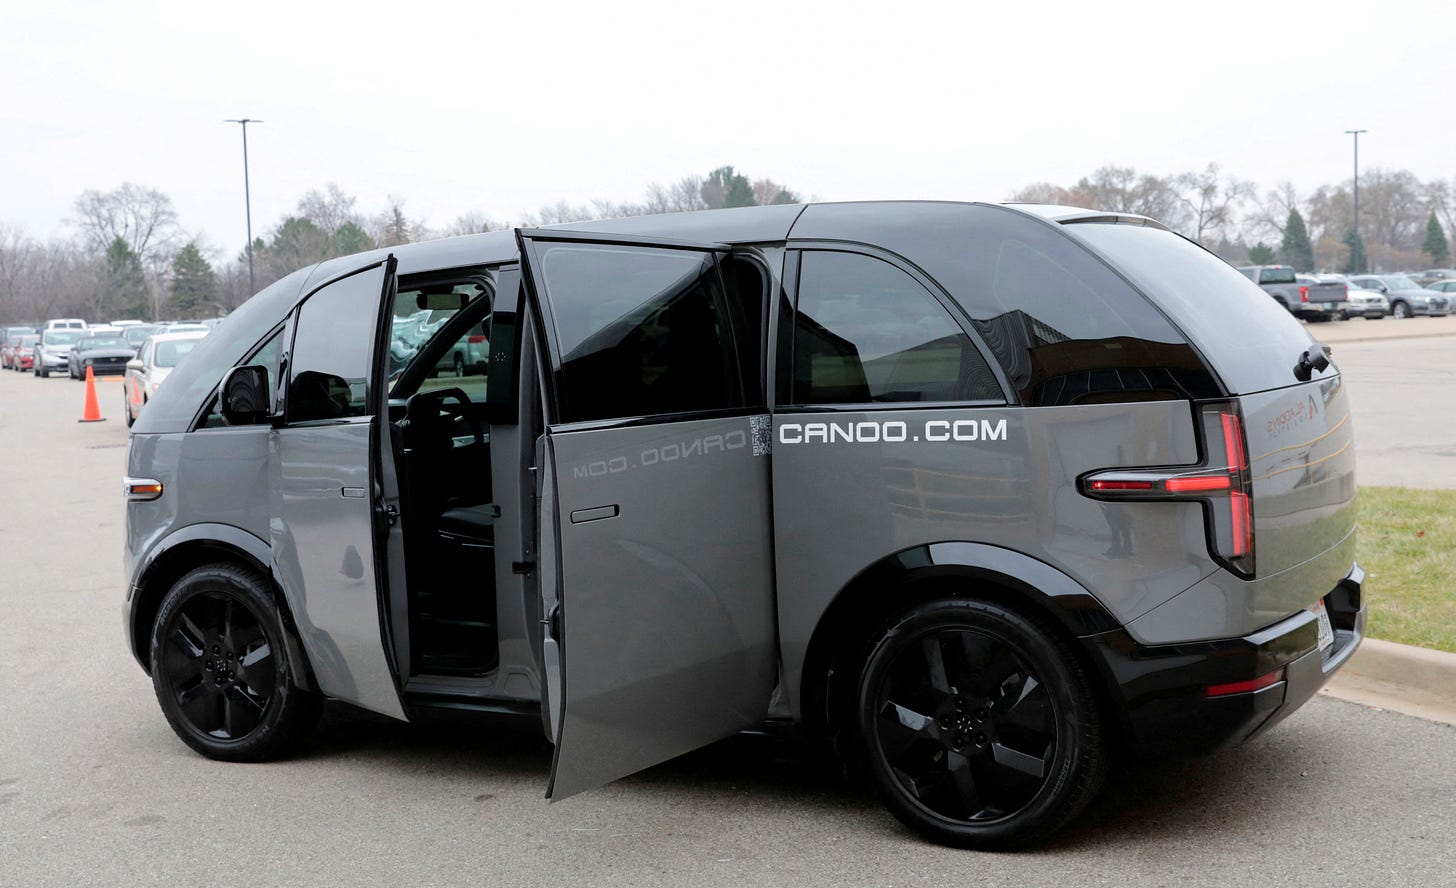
124,201,1363,848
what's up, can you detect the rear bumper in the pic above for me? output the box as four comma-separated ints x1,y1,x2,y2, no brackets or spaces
1084,563,1365,757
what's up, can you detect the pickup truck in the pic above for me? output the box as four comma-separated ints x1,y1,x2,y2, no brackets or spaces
1236,265,1348,322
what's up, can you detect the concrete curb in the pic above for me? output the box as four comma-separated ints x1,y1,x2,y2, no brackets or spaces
1322,637,1456,726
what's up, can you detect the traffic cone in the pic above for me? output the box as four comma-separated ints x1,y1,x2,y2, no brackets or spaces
78,366,106,423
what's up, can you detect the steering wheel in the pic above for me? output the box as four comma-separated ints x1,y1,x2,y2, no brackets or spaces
404,387,484,448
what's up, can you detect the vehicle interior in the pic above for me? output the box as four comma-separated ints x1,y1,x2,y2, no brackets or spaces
385,273,501,679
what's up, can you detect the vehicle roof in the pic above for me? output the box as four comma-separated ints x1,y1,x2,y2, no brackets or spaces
148,330,210,343
300,199,1161,294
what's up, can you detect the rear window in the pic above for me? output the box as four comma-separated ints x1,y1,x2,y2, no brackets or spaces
1257,268,1296,284
1070,223,1323,394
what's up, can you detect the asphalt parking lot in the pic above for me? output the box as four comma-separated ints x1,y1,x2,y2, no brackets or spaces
2,336,1454,886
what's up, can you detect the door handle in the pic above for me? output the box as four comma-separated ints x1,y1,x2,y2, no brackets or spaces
569,504,619,524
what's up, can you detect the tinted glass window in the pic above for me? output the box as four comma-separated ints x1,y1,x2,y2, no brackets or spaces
1071,223,1322,394
1258,268,1296,284
791,251,1001,405
534,243,747,423
200,330,285,429
286,266,383,423
133,266,311,435
789,203,1220,406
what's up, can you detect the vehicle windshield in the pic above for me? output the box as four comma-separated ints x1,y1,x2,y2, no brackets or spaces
124,325,160,345
44,330,83,345
1260,268,1296,284
78,336,129,350
1382,276,1419,291
154,338,202,368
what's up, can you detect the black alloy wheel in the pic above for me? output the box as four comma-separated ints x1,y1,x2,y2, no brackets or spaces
857,599,1106,849
150,564,319,762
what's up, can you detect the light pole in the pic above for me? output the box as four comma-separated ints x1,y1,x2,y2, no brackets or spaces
1345,128,1367,272
225,118,263,294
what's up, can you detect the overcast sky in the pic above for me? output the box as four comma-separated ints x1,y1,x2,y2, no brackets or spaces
3,0,1451,258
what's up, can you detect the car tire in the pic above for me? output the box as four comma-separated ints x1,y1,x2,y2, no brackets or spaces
124,390,136,427
1391,301,1411,319
39,365,48,378
453,353,465,377
149,563,321,762
855,598,1106,850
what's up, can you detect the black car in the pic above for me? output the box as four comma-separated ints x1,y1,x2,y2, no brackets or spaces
67,333,136,379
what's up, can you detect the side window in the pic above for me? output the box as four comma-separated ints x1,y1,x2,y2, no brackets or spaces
533,243,748,424
790,251,1001,405
200,330,284,428
286,270,381,423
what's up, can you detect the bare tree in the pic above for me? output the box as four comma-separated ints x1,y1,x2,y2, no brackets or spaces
1007,182,1080,205
1176,164,1255,245
442,212,506,236
72,183,179,264
297,183,361,234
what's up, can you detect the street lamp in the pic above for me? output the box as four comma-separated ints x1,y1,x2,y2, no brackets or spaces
225,118,263,294
1345,128,1367,272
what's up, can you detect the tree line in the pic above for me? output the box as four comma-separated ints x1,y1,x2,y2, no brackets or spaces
0,165,798,324
3,161,1453,325
1012,164,1453,273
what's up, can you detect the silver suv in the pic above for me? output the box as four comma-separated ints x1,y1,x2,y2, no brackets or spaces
123,202,1363,849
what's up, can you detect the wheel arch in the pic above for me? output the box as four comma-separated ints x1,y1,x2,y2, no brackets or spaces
795,542,1122,737
127,524,315,691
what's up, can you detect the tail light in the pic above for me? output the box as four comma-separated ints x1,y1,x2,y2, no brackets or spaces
1081,403,1255,577
1299,285,1309,302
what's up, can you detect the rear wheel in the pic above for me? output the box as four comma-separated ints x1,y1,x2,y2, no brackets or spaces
149,564,320,762
856,598,1106,849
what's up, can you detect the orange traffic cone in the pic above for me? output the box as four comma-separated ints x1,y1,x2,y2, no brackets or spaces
78,366,106,423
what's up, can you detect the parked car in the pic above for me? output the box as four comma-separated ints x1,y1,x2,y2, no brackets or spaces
43,318,87,331
1427,280,1456,294
123,329,209,427
3,324,38,353
122,324,163,348
1236,265,1348,321
1315,274,1387,319
2,333,38,370
67,333,136,379
124,201,1362,850
1346,274,1451,318
33,328,85,377
1412,269,1456,287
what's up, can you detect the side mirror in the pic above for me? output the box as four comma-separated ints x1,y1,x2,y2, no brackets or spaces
125,358,143,371
220,364,271,426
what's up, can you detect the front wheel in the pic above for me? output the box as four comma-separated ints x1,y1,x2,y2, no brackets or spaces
1391,301,1411,319
856,598,1106,849
149,564,320,762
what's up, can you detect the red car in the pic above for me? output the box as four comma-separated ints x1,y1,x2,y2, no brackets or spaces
3,333,37,371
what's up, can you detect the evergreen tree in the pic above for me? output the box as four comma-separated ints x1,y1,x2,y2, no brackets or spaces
335,221,375,255
105,237,150,319
169,241,217,318
1280,209,1314,272
1248,242,1276,265
701,166,756,209
1342,228,1368,274
1422,212,1450,266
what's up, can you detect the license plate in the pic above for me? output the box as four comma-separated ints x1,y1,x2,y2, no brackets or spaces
1311,600,1335,653
1322,302,1335,310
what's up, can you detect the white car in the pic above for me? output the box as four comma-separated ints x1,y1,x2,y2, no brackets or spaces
1318,274,1388,320
123,330,208,427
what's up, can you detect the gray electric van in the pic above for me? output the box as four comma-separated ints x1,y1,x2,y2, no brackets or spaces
123,201,1363,848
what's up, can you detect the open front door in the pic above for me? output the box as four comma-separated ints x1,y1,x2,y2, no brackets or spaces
270,257,406,720
516,230,777,799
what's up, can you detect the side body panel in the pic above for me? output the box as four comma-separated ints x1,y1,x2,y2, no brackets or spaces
271,420,404,718
772,402,1210,717
544,415,777,798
